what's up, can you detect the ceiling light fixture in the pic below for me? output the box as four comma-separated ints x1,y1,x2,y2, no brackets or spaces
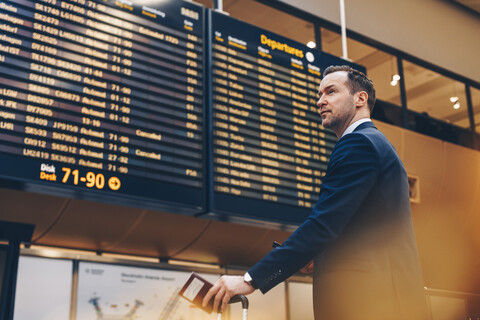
390,74,400,86
450,96,460,109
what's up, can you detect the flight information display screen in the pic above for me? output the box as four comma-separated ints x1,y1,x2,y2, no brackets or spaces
209,11,365,224
0,0,206,213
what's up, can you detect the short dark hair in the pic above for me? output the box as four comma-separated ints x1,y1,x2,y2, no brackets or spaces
323,65,376,113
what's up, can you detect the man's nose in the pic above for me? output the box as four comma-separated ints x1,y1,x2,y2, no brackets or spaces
317,96,326,109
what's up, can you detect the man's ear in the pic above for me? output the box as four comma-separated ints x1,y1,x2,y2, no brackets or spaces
355,91,368,108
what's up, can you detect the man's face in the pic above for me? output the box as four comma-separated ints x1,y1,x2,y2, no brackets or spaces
317,71,356,136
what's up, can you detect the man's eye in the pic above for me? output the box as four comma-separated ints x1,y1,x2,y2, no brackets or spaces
328,90,335,94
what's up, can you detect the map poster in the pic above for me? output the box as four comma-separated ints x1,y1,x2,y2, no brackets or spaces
76,262,219,320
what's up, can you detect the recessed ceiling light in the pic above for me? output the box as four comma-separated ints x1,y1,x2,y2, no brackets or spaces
390,74,400,86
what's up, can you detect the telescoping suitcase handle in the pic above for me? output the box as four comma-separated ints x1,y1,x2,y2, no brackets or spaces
218,241,279,319
217,295,249,320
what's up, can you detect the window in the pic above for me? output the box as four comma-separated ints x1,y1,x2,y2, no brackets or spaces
472,86,480,149
320,28,401,106
320,28,403,125
402,61,474,147
348,39,401,106
403,61,468,128
320,28,342,57
472,87,480,134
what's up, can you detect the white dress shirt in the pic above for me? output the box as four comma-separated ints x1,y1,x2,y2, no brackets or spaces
341,118,372,138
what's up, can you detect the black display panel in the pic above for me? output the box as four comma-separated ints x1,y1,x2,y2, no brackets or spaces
0,0,205,214
208,11,366,224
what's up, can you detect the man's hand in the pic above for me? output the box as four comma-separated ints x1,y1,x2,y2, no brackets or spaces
300,260,314,274
202,275,255,313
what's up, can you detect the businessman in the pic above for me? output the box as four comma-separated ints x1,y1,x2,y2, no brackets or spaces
203,65,427,319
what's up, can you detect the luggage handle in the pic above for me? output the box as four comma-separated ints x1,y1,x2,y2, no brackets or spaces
230,294,249,309
217,295,249,320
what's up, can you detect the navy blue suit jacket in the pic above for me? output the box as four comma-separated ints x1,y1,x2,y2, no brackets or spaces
248,122,427,319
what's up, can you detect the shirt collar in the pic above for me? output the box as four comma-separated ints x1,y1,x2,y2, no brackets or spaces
341,118,372,138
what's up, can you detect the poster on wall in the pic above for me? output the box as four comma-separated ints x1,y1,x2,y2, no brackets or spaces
76,262,219,320
13,256,72,320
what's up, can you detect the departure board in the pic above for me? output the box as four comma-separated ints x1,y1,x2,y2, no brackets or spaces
208,12,365,224
0,0,206,214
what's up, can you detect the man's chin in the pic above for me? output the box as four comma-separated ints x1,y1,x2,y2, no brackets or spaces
321,120,332,129
321,120,339,135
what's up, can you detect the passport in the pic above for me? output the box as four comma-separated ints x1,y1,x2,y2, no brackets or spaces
178,272,216,313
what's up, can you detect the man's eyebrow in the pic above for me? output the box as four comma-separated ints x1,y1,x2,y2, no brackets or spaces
318,84,335,98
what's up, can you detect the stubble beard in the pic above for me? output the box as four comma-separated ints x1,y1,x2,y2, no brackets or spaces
321,101,355,136
321,114,336,130
322,112,343,135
